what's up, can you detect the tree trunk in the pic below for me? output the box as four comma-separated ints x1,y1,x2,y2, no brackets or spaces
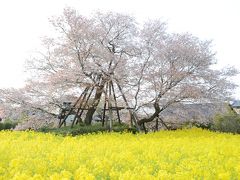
155,118,159,131
84,83,104,125
137,98,161,126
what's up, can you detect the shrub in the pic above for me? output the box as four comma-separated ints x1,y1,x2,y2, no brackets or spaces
212,112,240,134
183,121,213,130
0,121,18,130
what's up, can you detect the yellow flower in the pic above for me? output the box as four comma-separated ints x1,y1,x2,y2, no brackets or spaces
0,129,239,179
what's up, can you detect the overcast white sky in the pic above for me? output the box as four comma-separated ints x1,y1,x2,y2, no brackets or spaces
0,0,240,98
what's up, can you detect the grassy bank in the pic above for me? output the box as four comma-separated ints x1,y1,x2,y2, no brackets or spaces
38,122,136,136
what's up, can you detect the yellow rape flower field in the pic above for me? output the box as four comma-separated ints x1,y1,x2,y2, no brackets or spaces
0,128,240,180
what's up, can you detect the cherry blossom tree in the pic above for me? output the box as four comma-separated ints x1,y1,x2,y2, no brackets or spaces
0,8,237,130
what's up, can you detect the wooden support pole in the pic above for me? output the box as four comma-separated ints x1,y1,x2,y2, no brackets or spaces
108,82,113,131
75,86,94,125
71,87,90,127
115,81,141,132
102,100,107,127
79,74,102,120
71,74,101,127
102,82,108,127
111,81,121,124
59,87,89,128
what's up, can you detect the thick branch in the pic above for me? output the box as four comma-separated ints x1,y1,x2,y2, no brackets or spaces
137,98,162,126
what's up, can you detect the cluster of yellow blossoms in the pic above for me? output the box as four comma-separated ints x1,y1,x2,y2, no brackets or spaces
0,128,240,179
